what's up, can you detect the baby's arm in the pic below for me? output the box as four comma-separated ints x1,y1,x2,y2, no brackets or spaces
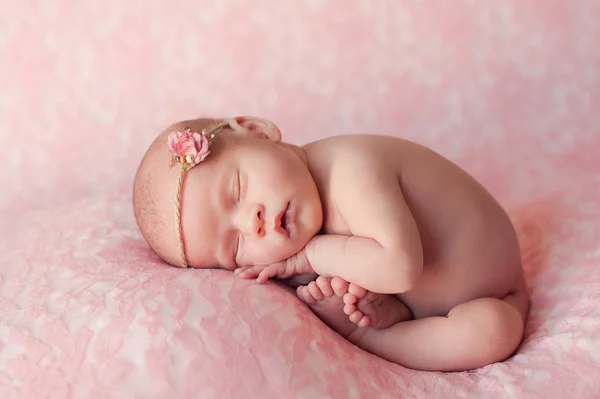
302,158,423,294
238,154,424,294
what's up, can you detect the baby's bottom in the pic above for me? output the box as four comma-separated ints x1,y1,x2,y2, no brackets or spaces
298,277,527,372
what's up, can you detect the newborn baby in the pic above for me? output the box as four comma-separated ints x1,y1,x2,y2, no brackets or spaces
133,116,529,372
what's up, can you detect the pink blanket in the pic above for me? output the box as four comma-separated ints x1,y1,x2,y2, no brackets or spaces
1,1,599,398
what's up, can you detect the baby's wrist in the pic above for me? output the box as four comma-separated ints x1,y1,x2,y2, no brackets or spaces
289,248,314,275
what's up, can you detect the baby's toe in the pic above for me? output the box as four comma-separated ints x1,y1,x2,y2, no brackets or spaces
349,310,364,324
330,277,349,296
348,283,367,299
343,303,357,316
296,286,316,305
357,316,371,328
343,292,358,305
307,281,324,301
315,276,334,297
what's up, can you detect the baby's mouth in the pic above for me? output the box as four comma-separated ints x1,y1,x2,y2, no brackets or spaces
276,201,292,237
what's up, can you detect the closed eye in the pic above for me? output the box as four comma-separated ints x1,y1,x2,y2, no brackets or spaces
232,170,241,202
237,171,242,201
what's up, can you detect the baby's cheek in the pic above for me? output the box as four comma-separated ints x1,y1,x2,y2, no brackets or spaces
244,241,292,265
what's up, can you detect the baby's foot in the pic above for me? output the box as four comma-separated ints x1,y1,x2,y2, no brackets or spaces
297,276,362,340
342,283,412,329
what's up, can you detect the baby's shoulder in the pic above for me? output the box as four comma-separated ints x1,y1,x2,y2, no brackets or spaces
312,133,401,148
306,134,414,169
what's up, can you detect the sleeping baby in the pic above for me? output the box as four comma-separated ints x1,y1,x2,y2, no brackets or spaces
133,116,529,372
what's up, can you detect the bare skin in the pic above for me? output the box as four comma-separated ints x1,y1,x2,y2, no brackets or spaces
134,117,529,372
299,276,526,372
340,281,412,329
238,133,529,371
297,276,411,330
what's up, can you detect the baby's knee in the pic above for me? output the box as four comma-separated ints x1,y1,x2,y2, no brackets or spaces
451,298,524,364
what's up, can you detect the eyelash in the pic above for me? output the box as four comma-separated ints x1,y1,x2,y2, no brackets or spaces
233,233,240,263
233,171,242,263
235,171,241,202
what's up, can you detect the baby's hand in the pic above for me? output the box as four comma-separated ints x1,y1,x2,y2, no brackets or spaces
235,262,290,283
234,250,313,283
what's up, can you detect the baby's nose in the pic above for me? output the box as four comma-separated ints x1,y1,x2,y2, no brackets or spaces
244,204,265,238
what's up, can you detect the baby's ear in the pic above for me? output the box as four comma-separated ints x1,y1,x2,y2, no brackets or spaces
227,116,282,142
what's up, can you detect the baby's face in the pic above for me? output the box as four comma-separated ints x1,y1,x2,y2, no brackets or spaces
174,133,323,270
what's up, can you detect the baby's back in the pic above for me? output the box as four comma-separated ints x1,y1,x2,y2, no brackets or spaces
305,134,524,318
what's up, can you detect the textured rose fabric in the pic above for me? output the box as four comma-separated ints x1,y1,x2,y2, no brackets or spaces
1,1,599,398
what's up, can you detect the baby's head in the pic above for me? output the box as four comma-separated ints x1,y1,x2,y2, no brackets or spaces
133,116,323,270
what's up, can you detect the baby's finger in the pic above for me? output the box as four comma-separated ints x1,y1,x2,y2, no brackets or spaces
237,266,261,279
256,266,279,283
256,271,272,284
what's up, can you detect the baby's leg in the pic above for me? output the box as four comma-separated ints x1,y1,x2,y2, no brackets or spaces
350,292,528,372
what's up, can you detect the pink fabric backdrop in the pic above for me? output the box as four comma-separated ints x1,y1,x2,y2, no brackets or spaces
1,0,598,215
1,1,599,398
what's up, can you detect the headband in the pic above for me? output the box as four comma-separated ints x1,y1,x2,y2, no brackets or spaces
167,119,229,268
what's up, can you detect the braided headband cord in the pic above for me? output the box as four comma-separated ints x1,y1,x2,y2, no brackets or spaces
170,119,229,268
176,163,189,268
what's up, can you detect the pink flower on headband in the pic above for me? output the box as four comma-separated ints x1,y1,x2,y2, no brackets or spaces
168,130,211,165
